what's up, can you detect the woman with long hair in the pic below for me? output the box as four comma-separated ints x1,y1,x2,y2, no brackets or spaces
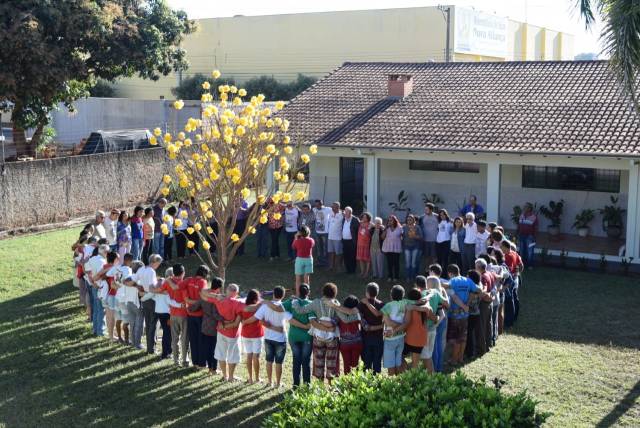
356,212,373,278
116,211,131,260
402,214,423,282
436,209,453,270
381,215,402,282
449,216,465,272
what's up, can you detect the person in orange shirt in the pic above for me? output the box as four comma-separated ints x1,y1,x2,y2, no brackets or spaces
157,264,188,366
402,288,436,369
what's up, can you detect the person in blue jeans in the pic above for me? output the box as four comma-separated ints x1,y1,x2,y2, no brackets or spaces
516,203,538,269
282,284,313,386
86,244,110,336
402,214,424,281
130,205,145,261
152,198,167,257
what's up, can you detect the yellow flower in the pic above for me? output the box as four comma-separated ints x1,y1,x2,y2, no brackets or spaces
275,101,285,110
192,153,201,161
209,170,219,181
184,138,192,147
220,92,228,101
207,226,214,234
163,214,171,222
180,210,189,218
149,136,158,146
235,125,246,136
202,178,211,186
238,88,247,97
174,100,184,110
273,213,282,221
280,173,289,183
176,132,184,141
257,194,266,205
283,192,292,203
248,226,257,234
266,144,276,154
187,240,195,249
301,154,310,164
230,233,240,242
161,227,169,236
281,119,290,132
240,187,251,199
273,171,281,181
202,241,211,250
233,97,242,106
283,146,293,155
212,69,221,79
194,223,202,232
153,127,162,136
283,135,290,145
162,174,172,184
174,219,183,228
266,119,274,128
249,157,259,167
164,133,172,143
202,81,211,90
296,190,306,201
160,187,170,197
259,215,268,224
187,227,195,235
230,85,238,94
309,144,318,154
297,172,305,181
205,210,213,219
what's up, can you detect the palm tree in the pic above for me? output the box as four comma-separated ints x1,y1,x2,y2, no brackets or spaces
578,0,640,105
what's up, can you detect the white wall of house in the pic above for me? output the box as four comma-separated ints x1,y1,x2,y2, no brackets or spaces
310,154,630,238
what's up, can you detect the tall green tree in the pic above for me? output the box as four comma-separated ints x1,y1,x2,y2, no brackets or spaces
0,0,195,156
579,0,640,105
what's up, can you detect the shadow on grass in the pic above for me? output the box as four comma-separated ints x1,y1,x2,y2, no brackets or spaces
504,268,640,349
0,280,283,427
595,379,640,428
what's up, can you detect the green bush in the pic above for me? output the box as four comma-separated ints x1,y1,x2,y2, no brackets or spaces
264,369,548,428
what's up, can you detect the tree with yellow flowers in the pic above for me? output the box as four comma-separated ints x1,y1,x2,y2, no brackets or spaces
149,70,317,279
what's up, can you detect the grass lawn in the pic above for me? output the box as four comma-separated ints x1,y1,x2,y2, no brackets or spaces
0,227,639,427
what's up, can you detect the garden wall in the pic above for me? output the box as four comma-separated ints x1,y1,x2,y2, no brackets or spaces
0,148,170,230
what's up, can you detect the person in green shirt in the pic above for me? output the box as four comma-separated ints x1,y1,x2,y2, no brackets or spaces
282,283,314,386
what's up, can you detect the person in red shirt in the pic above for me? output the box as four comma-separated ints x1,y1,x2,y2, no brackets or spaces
501,241,524,328
168,265,209,369
158,264,188,366
201,283,246,382
240,289,264,384
292,225,315,296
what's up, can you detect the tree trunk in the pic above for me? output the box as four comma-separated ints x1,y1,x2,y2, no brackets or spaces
12,123,30,158
30,122,45,157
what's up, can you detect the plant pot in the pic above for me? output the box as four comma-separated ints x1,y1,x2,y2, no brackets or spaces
577,227,589,237
547,225,560,236
606,226,622,239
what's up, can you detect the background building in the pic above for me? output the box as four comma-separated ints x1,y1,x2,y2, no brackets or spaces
114,6,574,99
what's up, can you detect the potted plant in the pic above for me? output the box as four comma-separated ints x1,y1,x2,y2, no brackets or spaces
599,195,625,239
572,209,595,237
388,190,410,218
510,205,522,227
539,199,564,236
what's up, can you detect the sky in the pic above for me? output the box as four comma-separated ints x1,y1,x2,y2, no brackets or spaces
166,0,605,57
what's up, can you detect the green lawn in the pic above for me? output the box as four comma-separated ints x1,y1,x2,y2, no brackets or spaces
0,228,638,427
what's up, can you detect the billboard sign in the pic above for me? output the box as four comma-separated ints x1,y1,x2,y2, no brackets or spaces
454,7,508,58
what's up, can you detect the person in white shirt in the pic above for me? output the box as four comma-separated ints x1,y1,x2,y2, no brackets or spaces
92,211,107,240
103,209,119,251
475,220,490,257
284,202,300,261
135,254,163,355
108,253,133,344
312,199,332,267
435,209,453,270
327,202,344,272
250,286,292,387
85,244,109,336
463,212,478,272
148,267,174,359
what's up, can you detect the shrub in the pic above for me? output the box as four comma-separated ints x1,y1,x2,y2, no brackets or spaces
264,369,548,428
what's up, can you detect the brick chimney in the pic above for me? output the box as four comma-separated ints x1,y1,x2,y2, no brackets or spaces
387,74,413,98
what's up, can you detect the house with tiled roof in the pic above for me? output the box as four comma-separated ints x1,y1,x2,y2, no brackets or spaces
283,60,640,260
